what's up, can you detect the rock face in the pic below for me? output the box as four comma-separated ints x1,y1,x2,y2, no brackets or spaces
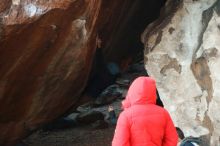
142,0,220,145
0,1,101,145
0,0,154,145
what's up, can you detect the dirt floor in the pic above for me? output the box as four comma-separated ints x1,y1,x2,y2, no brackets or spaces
23,96,122,146
24,125,115,146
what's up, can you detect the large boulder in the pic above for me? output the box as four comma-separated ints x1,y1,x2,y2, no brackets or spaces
0,0,150,145
142,0,220,145
0,1,100,145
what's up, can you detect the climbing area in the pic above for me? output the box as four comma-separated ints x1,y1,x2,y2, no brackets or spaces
1,0,220,146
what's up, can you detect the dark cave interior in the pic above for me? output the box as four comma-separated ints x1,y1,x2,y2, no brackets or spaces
85,0,167,93
100,0,167,64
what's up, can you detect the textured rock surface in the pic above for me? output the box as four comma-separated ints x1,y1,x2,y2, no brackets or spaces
142,0,220,145
0,0,152,145
0,1,101,145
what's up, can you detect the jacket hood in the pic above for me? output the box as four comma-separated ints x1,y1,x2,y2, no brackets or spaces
122,76,157,109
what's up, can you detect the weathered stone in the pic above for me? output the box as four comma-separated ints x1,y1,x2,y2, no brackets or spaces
0,0,11,13
75,110,104,125
0,0,156,145
77,102,94,113
0,0,100,145
142,0,220,145
94,85,122,106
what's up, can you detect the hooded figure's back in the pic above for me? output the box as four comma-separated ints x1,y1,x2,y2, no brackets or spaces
112,77,178,146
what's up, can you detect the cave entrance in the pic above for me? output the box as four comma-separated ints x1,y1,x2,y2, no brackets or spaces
85,0,166,96
100,0,167,67
23,1,168,145
83,0,167,104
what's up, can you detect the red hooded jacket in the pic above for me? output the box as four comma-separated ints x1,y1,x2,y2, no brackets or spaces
112,77,178,146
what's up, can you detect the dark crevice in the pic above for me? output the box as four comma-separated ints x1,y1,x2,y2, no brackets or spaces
83,0,167,101
214,0,220,16
191,1,219,106
193,1,217,60
142,0,183,54
99,0,167,64
151,30,163,52
191,57,213,142
191,57,213,104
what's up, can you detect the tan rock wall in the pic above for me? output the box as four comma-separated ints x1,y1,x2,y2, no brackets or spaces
142,0,220,145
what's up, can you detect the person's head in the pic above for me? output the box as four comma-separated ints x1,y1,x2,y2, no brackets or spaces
122,76,157,109
176,127,185,140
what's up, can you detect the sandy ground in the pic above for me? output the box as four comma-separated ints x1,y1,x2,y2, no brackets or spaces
23,99,122,146
24,125,115,146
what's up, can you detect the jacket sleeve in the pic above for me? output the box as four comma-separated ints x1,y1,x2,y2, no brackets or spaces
112,112,130,146
162,110,178,146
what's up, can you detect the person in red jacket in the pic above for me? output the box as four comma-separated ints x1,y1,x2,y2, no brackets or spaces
112,76,178,146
